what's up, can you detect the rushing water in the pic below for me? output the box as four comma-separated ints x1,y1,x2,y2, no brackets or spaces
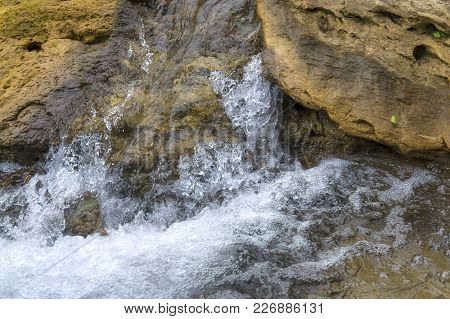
0,56,448,298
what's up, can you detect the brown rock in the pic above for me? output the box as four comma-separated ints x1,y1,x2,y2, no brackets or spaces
257,0,450,156
0,0,119,164
83,0,261,175
63,193,103,237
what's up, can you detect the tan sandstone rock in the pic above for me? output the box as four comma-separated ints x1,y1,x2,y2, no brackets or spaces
257,0,449,156
0,0,119,164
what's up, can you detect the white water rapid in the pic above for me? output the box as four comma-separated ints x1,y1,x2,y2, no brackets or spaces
0,56,446,298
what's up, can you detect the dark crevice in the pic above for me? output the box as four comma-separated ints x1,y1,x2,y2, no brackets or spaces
24,41,43,52
64,30,111,45
340,11,375,25
304,7,336,18
413,45,434,61
407,22,445,37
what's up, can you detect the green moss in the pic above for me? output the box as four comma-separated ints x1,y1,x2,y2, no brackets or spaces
432,31,445,39
390,115,398,127
0,0,116,43
0,2,50,40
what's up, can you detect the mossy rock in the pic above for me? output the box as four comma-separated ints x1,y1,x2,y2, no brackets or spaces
0,0,118,43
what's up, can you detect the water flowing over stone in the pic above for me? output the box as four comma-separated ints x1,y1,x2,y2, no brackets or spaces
0,0,449,300
1,54,448,298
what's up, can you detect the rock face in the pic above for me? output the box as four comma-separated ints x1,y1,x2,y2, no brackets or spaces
70,0,262,175
0,0,119,164
0,0,262,221
257,0,449,156
0,0,262,170
63,193,103,237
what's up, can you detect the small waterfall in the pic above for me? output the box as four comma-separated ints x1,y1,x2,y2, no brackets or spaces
105,18,153,132
171,55,284,214
139,31,153,73
210,55,281,159
0,54,446,298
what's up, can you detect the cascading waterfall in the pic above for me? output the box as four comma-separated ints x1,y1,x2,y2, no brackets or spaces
0,55,446,298
210,56,281,159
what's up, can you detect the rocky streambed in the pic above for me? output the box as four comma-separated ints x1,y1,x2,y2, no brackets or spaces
0,0,449,298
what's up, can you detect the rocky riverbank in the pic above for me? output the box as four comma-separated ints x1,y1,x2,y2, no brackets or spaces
1,0,448,166
0,0,448,299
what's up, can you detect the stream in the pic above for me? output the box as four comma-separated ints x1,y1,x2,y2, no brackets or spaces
1,0,449,299
1,55,448,298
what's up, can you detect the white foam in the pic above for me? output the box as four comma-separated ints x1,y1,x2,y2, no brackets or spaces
0,162,21,174
0,56,442,299
0,161,342,298
210,55,280,162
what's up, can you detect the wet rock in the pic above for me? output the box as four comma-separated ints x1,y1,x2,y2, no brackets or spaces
311,245,450,298
0,204,24,230
69,0,262,175
0,168,37,190
63,193,104,237
279,95,388,167
257,0,450,157
115,0,261,170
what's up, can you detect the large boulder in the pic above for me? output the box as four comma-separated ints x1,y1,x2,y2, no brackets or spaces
257,0,449,156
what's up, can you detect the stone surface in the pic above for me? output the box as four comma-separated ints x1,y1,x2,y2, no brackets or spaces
69,0,262,175
0,0,119,164
63,192,103,237
257,0,450,156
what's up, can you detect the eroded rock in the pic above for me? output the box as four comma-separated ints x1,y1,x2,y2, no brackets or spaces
0,0,119,164
257,0,450,157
